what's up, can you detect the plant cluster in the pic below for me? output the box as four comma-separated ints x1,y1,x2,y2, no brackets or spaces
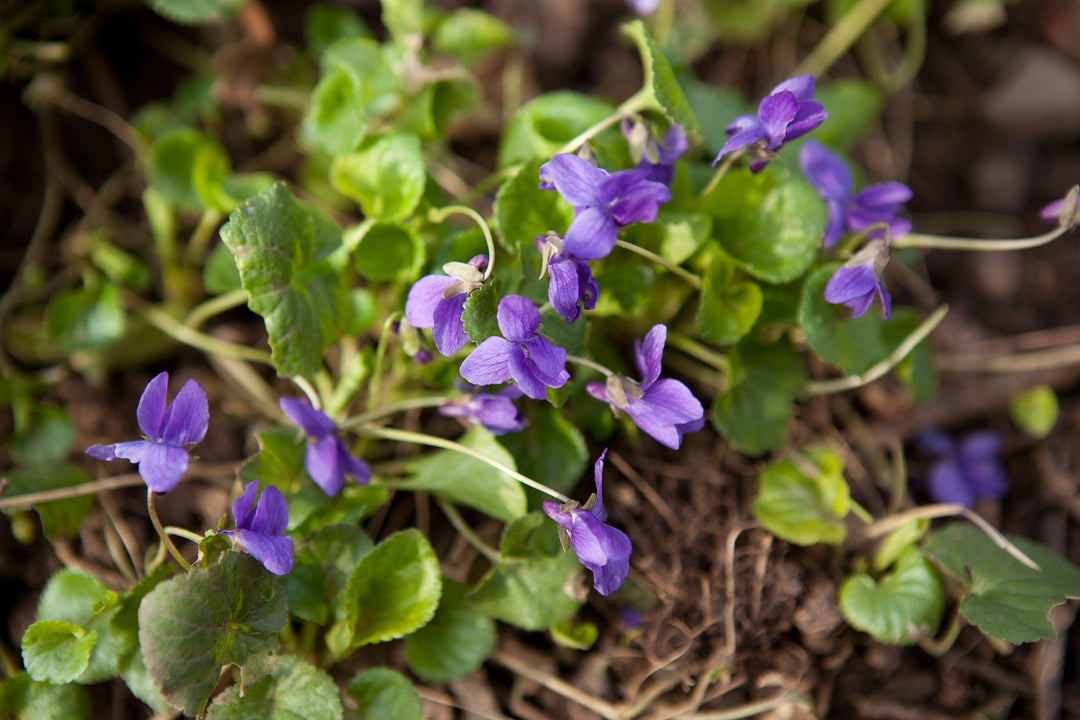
2,0,1080,718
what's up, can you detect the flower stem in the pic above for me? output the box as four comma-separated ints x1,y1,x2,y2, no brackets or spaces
666,332,730,373
556,87,653,156
794,0,895,79
184,289,249,330
892,225,1072,252
147,489,191,571
367,312,402,412
565,354,614,377
139,304,273,365
614,240,702,289
429,205,498,281
339,395,454,430
802,304,949,395
698,147,742,200
358,426,571,503
164,526,206,544
435,497,501,564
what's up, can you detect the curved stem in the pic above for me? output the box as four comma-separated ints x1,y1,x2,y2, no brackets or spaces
185,209,224,268
802,304,949,395
339,395,454,430
359,426,571,503
435,497,501,563
698,148,742,200
140,304,274,365
147,489,191,571
164,526,206,544
614,240,702,289
429,205,498,280
185,289,249,330
566,354,614,377
367,312,402,412
794,0,895,78
893,225,1070,252
666,332,730,373
556,88,654,156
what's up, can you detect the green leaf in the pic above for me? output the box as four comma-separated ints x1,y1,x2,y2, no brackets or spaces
799,263,889,374
111,566,174,713
621,20,701,144
469,551,582,631
498,92,615,168
550,619,598,650
345,220,425,282
752,449,850,546
346,668,422,720
381,0,424,39
1010,384,1058,438
220,182,351,378
882,309,938,403
814,79,885,150
331,134,426,221
146,128,230,211
146,0,244,24
138,552,287,716
291,484,388,538
34,569,119,683
205,655,343,720
592,259,655,317
283,524,374,624
203,240,243,294
405,579,496,683
45,280,126,352
433,8,515,65
9,404,73,467
240,426,307,489
340,529,442,649
632,211,712,266
21,621,96,684
0,672,90,720
493,159,574,254
922,524,1080,644
304,4,370,58
713,338,804,454
699,251,762,346
2,464,95,540
461,281,501,344
403,427,527,522
839,549,944,645
704,167,826,283
499,404,587,499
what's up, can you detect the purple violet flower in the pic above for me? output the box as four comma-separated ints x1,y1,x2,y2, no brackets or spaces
622,121,688,186
86,371,208,494
538,154,672,260
536,234,599,323
459,295,570,400
625,0,661,15
1040,186,1080,227
714,75,827,172
586,325,704,450
918,429,1007,509
220,481,294,575
800,140,913,247
542,450,632,596
824,236,892,319
405,255,488,356
280,397,370,496
439,385,527,436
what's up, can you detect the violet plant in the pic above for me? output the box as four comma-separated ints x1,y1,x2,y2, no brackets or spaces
4,2,1080,718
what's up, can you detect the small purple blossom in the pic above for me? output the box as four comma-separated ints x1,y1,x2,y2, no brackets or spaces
1040,186,1080,227
86,372,208,494
459,295,570,400
220,481,294,575
714,75,827,172
439,385,527,435
280,397,370,496
405,255,488,356
542,450,632,596
625,0,661,15
918,429,1007,509
800,140,913,247
622,121,688,186
539,154,672,260
824,236,892,319
586,325,704,450
536,234,599,323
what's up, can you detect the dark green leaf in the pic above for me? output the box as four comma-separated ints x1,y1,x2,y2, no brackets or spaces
345,220,425,282
146,0,244,25
111,566,174,713
21,621,96,684
798,263,889,374
220,183,351,378
331,134,426,221
469,551,581,631
403,427,526,522
346,668,422,720
621,20,701,144
138,552,287,716
0,672,90,720
493,159,574,254
146,128,230,211
240,426,307,490
205,655,343,720
283,524,374,624
9,403,73,466
203,240,243,294
752,448,850,545
498,92,614,168
704,167,826,283
923,524,1080,644
45,281,126,352
699,251,762,346
592,259,655,317
405,579,496,682
839,549,944,645
461,281,501,344
340,529,442,649
713,338,804,454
